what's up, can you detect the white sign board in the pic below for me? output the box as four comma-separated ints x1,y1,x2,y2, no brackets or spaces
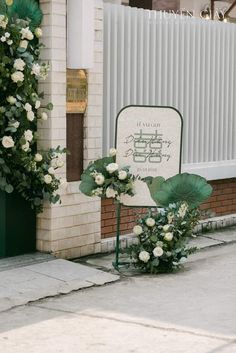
115,106,183,207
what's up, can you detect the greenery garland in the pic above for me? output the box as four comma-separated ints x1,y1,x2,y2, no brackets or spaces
0,0,66,213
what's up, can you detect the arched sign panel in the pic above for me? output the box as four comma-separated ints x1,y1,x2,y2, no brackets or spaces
115,106,183,207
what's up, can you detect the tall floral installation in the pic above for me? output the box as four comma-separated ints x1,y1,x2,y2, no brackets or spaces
0,0,65,214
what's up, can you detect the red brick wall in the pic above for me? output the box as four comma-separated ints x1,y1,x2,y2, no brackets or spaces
101,178,236,239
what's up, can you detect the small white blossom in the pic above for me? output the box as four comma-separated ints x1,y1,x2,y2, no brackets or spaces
7,96,16,104
95,174,105,186
145,217,155,227
24,130,33,142
34,153,43,162
11,121,20,129
41,112,48,121
0,15,8,29
11,71,24,83
109,148,117,157
44,174,52,184
21,27,34,41
164,232,174,241
34,27,42,38
118,170,127,180
56,159,64,168
24,103,32,112
139,251,150,263
153,246,164,258
0,36,6,42
19,40,28,49
178,203,188,218
105,187,118,198
163,224,170,232
14,58,25,71
48,167,55,175
22,141,30,152
31,63,41,76
2,136,14,148
4,32,10,38
133,225,143,235
35,100,41,109
7,39,13,45
27,111,35,121
106,163,119,174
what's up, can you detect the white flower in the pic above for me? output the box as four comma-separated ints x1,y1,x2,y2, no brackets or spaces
145,217,155,227
31,63,41,76
153,246,164,258
139,251,150,263
44,174,52,184
22,142,30,152
105,187,118,198
109,148,117,157
164,232,174,241
27,111,35,121
167,212,174,224
179,257,187,264
11,121,20,129
13,58,25,71
34,153,43,162
93,187,103,196
95,174,105,186
24,103,32,112
19,40,28,49
11,71,24,83
0,15,8,29
35,100,41,109
0,36,6,42
48,167,55,175
163,224,170,232
35,27,42,38
118,170,127,180
41,112,48,121
133,225,143,235
24,130,33,142
21,27,34,40
7,40,13,45
2,136,14,148
106,163,119,174
56,159,64,168
7,96,16,104
178,203,188,218
4,32,10,38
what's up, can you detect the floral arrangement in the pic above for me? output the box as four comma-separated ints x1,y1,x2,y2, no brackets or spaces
125,173,213,273
79,148,135,201
125,202,200,273
0,0,66,213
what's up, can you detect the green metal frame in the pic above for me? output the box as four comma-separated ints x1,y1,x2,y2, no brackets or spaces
113,105,183,270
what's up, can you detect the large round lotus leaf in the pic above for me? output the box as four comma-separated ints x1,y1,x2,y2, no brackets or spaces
8,0,43,28
153,173,213,208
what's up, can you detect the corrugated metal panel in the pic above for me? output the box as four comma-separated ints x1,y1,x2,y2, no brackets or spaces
103,4,236,179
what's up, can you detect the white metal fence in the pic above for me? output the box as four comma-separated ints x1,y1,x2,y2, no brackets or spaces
103,4,236,180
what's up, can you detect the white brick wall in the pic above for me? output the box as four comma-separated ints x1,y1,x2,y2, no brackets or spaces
38,0,103,259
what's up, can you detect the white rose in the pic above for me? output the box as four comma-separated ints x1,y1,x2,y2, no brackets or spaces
35,27,42,38
11,121,20,129
105,187,118,198
106,163,119,174
109,148,117,157
27,111,35,121
0,15,8,29
2,136,14,148
31,63,41,76
22,142,30,152
153,246,164,258
35,100,41,109
56,159,64,168
7,96,16,104
145,217,155,227
21,27,34,40
163,224,170,232
41,112,48,121
48,167,55,175
19,40,28,49
1,36,6,42
164,232,174,241
118,170,127,180
133,225,143,235
139,251,150,263
13,58,25,71
24,130,33,142
24,103,32,111
4,32,10,38
34,153,43,162
7,40,13,45
44,174,52,184
11,71,24,83
95,174,105,186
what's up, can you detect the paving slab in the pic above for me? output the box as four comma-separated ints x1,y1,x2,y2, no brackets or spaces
0,258,119,312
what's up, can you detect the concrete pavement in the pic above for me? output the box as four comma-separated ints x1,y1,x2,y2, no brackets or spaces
0,243,235,353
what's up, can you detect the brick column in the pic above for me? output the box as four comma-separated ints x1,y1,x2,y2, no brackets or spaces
37,0,103,259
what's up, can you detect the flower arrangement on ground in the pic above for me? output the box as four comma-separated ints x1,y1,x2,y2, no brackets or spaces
125,173,213,273
79,148,135,201
0,0,66,213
